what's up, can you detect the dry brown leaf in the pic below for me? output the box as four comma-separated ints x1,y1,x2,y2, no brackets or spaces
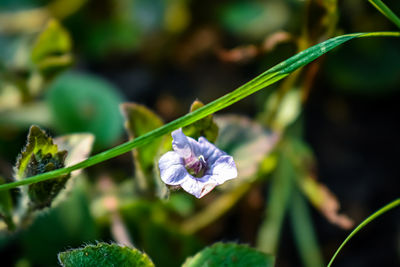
299,175,354,229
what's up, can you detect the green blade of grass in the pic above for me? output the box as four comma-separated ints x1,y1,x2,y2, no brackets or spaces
290,189,324,267
0,31,399,192
327,198,400,267
257,151,294,254
368,0,400,29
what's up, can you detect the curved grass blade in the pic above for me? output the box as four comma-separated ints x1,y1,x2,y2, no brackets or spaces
368,0,400,29
327,198,400,267
0,31,399,191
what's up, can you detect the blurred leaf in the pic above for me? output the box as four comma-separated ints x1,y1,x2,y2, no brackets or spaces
47,72,124,149
257,149,294,254
264,89,301,131
121,103,163,176
166,193,195,217
183,100,219,143
121,102,166,196
0,102,52,127
164,0,190,33
31,19,73,77
0,177,14,230
183,242,274,267
119,200,202,267
85,20,141,59
220,1,288,39
48,133,95,207
19,178,98,266
299,175,353,229
15,125,69,209
215,115,278,187
286,138,353,229
289,189,324,267
58,243,154,267
54,133,95,176
0,82,22,112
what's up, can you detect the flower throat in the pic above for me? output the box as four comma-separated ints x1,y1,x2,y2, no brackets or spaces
185,155,207,178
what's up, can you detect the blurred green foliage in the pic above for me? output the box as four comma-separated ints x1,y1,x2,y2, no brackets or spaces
47,72,124,149
0,0,399,266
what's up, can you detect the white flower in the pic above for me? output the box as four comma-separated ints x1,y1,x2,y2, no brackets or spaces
158,129,237,198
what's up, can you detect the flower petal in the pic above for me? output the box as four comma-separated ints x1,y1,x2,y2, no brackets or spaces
180,175,217,198
158,151,188,185
206,155,237,184
172,129,201,160
198,137,225,165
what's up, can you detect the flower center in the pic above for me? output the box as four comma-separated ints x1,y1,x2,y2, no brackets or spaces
185,155,207,177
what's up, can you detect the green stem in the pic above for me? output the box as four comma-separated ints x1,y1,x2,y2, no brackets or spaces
0,31,399,192
368,0,400,29
327,198,400,267
181,181,252,235
256,151,294,254
290,189,324,267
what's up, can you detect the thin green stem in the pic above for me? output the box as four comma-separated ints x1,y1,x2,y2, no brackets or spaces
368,0,400,29
327,198,400,267
0,31,398,192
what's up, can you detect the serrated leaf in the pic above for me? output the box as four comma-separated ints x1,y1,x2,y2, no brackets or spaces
183,100,219,143
58,243,155,267
15,125,70,209
183,242,274,267
31,19,73,76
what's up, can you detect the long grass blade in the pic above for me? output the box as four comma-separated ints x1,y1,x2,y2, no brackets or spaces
327,198,400,267
368,0,400,29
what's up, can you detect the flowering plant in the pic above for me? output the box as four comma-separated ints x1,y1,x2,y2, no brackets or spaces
159,129,237,198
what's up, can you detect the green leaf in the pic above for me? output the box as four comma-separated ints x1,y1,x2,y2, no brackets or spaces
183,242,274,267
121,103,166,196
183,100,219,143
1,31,398,192
368,0,400,29
119,200,202,266
263,89,302,131
15,125,70,209
58,243,155,267
31,19,73,76
47,72,124,149
0,176,14,230
121,103,164,176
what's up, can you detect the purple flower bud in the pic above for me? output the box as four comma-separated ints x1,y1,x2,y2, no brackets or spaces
158,129,237,198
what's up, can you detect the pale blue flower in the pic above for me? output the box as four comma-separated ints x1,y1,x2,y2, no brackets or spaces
158,128,237,198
